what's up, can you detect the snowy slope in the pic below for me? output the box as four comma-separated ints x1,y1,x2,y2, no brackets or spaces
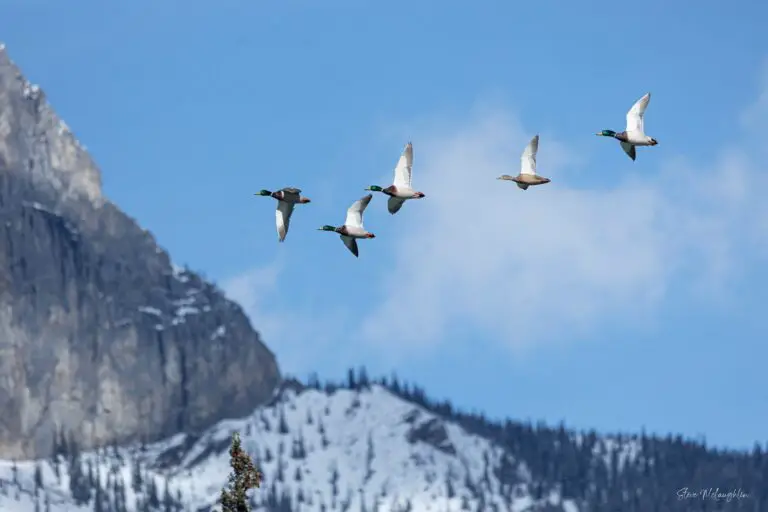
0,384,638,512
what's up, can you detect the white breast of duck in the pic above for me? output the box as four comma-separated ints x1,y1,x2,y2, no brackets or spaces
340,225,372,238
383,185,425,199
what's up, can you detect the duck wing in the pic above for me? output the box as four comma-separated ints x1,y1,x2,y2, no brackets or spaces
275,201,295,242
520,134,539,176
387,196,406,214
625,92,650,135
340,234,359,257
620,141,637,161
344,193,373,229
393,142,413,189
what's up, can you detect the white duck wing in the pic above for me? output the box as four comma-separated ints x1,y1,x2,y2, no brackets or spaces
393,142,413,189
520,134,539,176
620,141,637,161
340,235,359,257
387,196,406,214
344,193,373,229
625,92,650,135
275,201,295,242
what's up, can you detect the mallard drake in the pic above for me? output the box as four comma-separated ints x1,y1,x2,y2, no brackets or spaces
365,142,425,214
317,193,376,258
497,135,551,190
255,187,311,242
595,92,658,161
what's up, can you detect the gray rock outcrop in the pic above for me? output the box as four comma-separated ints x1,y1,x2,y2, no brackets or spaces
0,44,281,459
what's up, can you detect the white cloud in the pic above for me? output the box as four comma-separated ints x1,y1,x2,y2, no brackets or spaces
224,82,768,369
222,260,284,332
741,58,768,132
222,258,351,376
358,100,768,357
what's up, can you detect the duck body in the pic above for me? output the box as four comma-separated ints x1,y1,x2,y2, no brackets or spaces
374,184,425,199
318,194,376,257
366,142,425,214
255,187,311,242
263,188,311,204
596,93,658,161
497,174,551,190
497,135,551,191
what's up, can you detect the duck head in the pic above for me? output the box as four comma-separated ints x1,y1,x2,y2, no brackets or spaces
255,189,273,197
595,130,617,138
317,225,339,233
365,185,384,192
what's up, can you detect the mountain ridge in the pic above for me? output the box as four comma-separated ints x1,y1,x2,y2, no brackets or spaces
0,43,281,460
0,371,764,512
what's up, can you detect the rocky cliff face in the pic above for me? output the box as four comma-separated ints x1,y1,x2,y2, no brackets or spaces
0,44,281,459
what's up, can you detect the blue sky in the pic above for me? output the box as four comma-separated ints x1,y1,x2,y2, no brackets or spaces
2,0,767,450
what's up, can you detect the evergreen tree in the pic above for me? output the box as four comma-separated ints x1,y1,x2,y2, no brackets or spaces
146,477,160,509
161,478,174,512
69,454,92,505
131,460,143,494
88,459,95,488
329,464,339,499
53,454,61,482
318,418,329,449
445,474,456,499
275,453,285,482
51,428,59,461
346,368,356,389
364,433,375,483
357,366,370,389
390,373,401,394
93,481,104,512
278,408,289,435
59,427,69,460
34,462,43,494
220,431,263,512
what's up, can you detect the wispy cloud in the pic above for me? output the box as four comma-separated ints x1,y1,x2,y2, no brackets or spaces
222,259,350,375
225,76,768,371
358,99,768,358
741,58,768,132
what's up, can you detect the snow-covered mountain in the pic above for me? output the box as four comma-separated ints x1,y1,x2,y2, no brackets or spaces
1,375,765,512
0,382,615,512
